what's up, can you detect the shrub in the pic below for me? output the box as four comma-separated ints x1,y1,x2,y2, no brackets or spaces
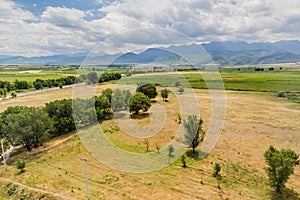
14,160,26,172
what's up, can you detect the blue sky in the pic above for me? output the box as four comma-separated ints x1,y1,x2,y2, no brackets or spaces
13,0,105,20
1,0,300,57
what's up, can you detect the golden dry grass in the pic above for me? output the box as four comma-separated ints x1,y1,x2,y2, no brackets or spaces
0,84,299,199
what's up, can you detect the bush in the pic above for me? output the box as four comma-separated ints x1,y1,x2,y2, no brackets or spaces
161,88,170,101
276,91,286,98
11,92,17,98
14,160,26,172
168,145,174,156
213,163,221,177
178,87,185,95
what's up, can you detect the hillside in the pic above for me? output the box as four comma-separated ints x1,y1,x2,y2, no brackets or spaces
1,40,300,66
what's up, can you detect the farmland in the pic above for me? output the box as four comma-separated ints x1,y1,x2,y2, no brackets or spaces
0,67,299,199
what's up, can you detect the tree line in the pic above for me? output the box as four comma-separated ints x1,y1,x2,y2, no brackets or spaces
0,76,77,93
0,72,122,98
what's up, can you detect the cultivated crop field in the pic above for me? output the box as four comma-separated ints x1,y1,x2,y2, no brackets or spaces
0,68,299,200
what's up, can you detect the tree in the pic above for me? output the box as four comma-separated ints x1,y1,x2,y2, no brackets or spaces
183,115,205,153
136,83,158,99
14,80,30,90
44,99,76,136
216,174,222,189
178,87,185,95
161,88,170,101
111,89,126,112
87,72,99,84
95,95,111,119
175,81,181,88
101,88,113,104
182,155,187,168
14,159,26,173
128,92,151,114
155,142,161,153
11,92,17,98
143,139,150,152
264,146,299,193
122,90,131,108
168,145,174,156
0,88,7,98
34,81,43,90
177,112,182,124
1,107,52,151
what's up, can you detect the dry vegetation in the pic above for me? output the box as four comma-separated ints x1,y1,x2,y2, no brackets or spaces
0,83,299,199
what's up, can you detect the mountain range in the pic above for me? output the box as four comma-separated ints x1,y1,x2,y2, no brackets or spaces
1,40,300,66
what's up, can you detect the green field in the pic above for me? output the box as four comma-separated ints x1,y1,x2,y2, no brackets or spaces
118,70,300,92
0,69,78,82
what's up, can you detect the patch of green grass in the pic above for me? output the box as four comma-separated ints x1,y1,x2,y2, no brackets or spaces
0,70,77,82
184,71,300,92
118,70,300,94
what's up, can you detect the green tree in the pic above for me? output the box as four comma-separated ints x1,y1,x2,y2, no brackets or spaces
0,88,7,98
101,88,113,104
111,89,126,112
128,92,151,114
122,90,131,108
1,107,52,151
14,160,26,173
34,81,43,90
87,72,99,84
183,115,205,153
177,112,182,124
264,146,299,193
136,83,158,99
44,99,76,136
175,81,181,88
11,92,17,98
95,95,111,119
161,88,170,101
3,88,7,98
178,87,185,95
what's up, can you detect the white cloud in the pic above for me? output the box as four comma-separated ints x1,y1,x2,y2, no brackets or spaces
0,0,300,56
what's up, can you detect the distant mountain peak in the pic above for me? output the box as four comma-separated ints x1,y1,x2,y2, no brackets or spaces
1,40,300,65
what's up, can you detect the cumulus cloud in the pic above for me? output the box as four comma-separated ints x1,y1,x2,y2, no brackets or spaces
0,0,300,56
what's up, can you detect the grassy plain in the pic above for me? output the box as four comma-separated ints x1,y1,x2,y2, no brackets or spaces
0,69,78,82
0,69,299,199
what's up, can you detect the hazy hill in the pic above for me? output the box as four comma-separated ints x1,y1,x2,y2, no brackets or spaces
1,40,300,66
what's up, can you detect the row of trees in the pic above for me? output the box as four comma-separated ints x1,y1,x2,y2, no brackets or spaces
83,72,122,84
0,77,77,92
0,72,122,94
33,76,76,90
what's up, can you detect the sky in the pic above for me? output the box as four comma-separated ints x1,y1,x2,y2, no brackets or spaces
1,0,300,57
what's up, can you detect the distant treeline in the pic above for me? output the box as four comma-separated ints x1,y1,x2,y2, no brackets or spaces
0,72,122,97
0,76,77,92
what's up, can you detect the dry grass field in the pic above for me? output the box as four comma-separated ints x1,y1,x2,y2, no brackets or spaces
0,82,299,199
